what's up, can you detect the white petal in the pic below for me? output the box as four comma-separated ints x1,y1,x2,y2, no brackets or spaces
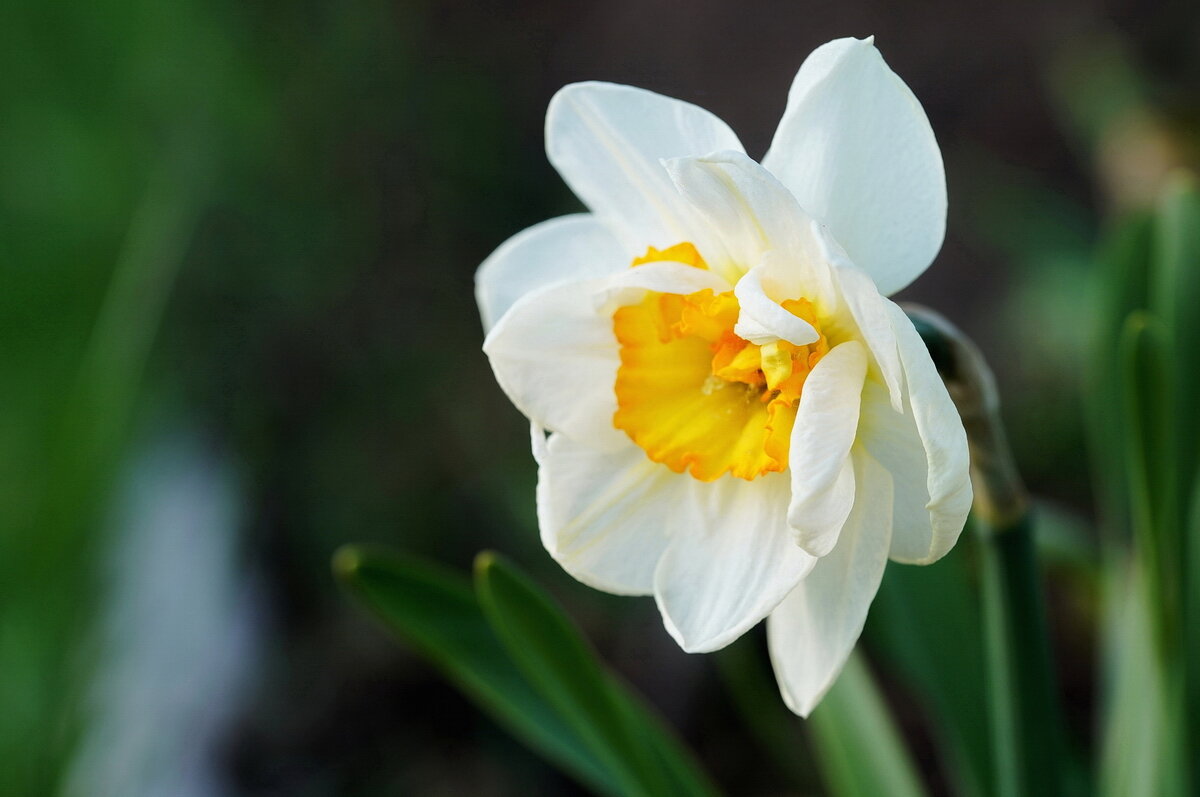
537,434,676,595
476,214,627,332
768,450,893,717
813,227,904,410
664,151,821,281
861,305,971,564
483,277,626,451
484,264,730,452
787,340,868,556
546,82,744,254
859,383,941,563
596,260,730,314
763,37,946,296
654,472,816,653
530,422,549,466
733,262,819,346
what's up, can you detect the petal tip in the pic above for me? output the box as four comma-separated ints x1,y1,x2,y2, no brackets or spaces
768,629,840,718
786,682,832,719
787,521,839,559
655,593,746,655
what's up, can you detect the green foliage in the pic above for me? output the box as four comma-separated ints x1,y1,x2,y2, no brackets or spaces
0,104,210,797
1148,185,1200,749
807,654,928,797
333,546,618,794
336,546,720,797
1149,177,1200,498
1091,177,1200,797
1099,564,1185,797
1118,314,1178,612
1,0,269,788
868,543,991,797
976,513,1080,797
340,543,946,797
1086,213,1154,539
474,552,719,797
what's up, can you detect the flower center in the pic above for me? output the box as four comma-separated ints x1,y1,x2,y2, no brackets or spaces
612,243,829,481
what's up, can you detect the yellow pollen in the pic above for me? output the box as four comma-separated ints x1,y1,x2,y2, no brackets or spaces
612,243,829,481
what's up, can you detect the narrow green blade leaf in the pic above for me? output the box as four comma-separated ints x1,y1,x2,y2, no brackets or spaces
1085,213,1153,539
1148,179,1200,779
610,674,722,797
1150,175,1200,500
1187,473,1200,755
808,652,928,797
977,513,1080,797
1118,313,1179,624
474,551,720,797
334,545,622,797
1099,563,1188,797
868,544,991,797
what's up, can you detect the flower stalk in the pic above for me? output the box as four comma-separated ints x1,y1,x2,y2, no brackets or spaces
906,307,1074,797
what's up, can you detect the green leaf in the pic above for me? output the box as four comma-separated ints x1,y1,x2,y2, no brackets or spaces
1085,212,1154,540
977,512,1079,797
474,551,720,797
807,652,928,797
1150,174,1200,500
1117,313,1179,624
1148,178,1200,773
1187,473,1200,755
334,545,622,797
5,148,210,793
867,543,991,797
1099,563,1188,797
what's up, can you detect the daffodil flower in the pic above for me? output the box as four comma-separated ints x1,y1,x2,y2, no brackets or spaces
476,36,971,716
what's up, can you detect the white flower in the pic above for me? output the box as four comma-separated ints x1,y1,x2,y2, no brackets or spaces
476,36,972,716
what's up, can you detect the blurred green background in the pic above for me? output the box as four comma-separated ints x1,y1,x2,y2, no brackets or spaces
3,1,1199,795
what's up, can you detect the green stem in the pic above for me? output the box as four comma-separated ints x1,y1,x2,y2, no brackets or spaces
906,306,1079,797
977,512,1069,797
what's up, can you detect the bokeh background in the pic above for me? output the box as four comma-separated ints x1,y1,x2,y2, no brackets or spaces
3,1,1199,795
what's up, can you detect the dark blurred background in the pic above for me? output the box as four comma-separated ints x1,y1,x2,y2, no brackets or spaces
3,1,1199,795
